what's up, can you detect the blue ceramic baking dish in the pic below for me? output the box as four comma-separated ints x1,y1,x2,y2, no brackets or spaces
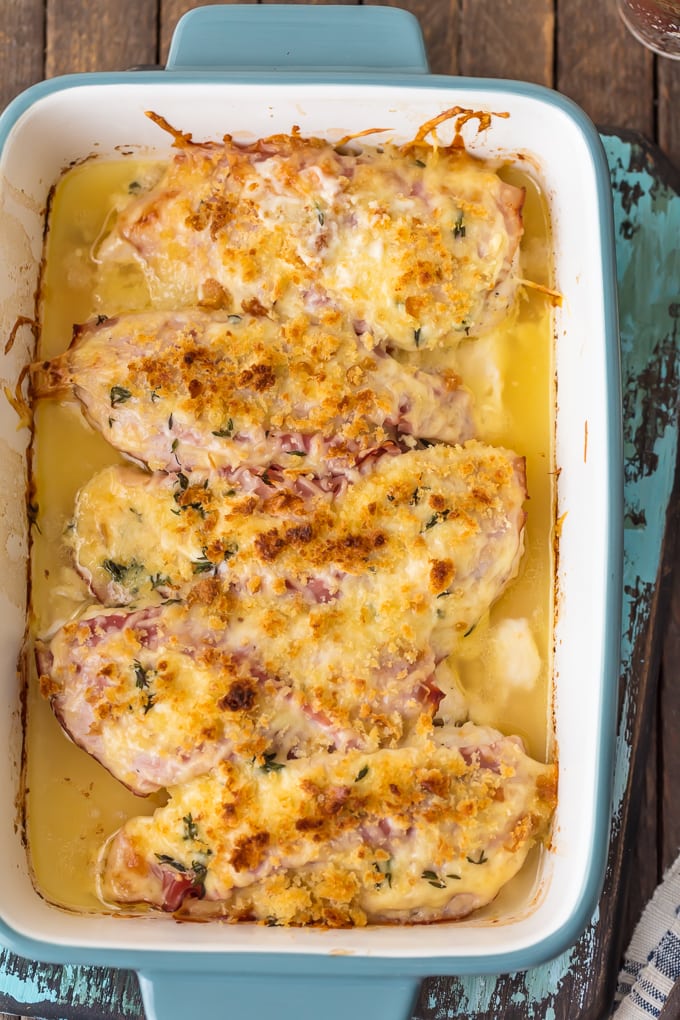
0,6,621,1019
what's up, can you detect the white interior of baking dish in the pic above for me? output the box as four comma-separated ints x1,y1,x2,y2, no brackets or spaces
0,81,616,961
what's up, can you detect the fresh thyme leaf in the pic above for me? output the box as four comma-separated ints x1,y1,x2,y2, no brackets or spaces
413,326,422,347
192,860,208,883
96,314,109,325
421,870,446,889
453,213,466,238
260,470,273,487
103,558,143,588
266,916,281,927
155,854,187,872
286,450,306,457
150,572,172,590
446,873,462,880
414,158,426,168
150,388,161,402
174,479,206,516
463,623,477,638
192,553,216,575
227,314,242,324
102,559,128,583
424,509,450,531
171,438,179,453
183,813,198,841
260,752,285,773
133,660,149,689
128,180,142,194
432,717,445,727
316,205,325,226
466,850,488,865
142,692,156,714
373,859,393,888
110,385,132,407
168,413,174,430
212,418,234,438
354,765,369,782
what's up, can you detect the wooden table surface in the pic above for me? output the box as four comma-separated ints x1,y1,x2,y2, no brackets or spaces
1,2,679,1019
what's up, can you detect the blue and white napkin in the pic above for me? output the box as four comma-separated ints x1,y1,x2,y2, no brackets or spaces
613,853,680,1017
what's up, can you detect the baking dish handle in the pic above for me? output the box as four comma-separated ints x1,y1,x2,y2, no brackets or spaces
166,4,429,73
138,968,420,1020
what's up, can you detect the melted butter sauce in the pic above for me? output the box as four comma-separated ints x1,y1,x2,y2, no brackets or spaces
26,158,555,912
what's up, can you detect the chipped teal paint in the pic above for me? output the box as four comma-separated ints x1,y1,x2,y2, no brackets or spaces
605,131,680,834
0,944,140,1018
422,909,600,1018
0,131,676,1019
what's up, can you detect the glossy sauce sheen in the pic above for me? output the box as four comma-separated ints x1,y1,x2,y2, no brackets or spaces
26,156,555,912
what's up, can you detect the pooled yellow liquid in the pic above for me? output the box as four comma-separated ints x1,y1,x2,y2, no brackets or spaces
26,157,555,913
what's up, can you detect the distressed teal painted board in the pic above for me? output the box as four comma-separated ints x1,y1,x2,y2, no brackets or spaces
1,133,678,1020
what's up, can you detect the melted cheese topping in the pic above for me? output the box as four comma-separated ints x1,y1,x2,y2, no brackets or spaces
72,442,525,628
43,595,437,795
44,443,526,795
27,124,556,922
98,726,557,925
102,134,524,350
31,308,473,473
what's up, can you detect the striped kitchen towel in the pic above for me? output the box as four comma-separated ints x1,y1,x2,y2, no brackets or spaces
613,853,680,1017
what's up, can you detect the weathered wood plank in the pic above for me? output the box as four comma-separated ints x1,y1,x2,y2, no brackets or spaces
0,951,142,1020
459,0,553,86
46,0,157,77
657,60,680,169
160,0,257,66
619,685,659,942
0,0,44,110
660,501,680,871
557,0,654,135
262,0,358,4
369,0,458,76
